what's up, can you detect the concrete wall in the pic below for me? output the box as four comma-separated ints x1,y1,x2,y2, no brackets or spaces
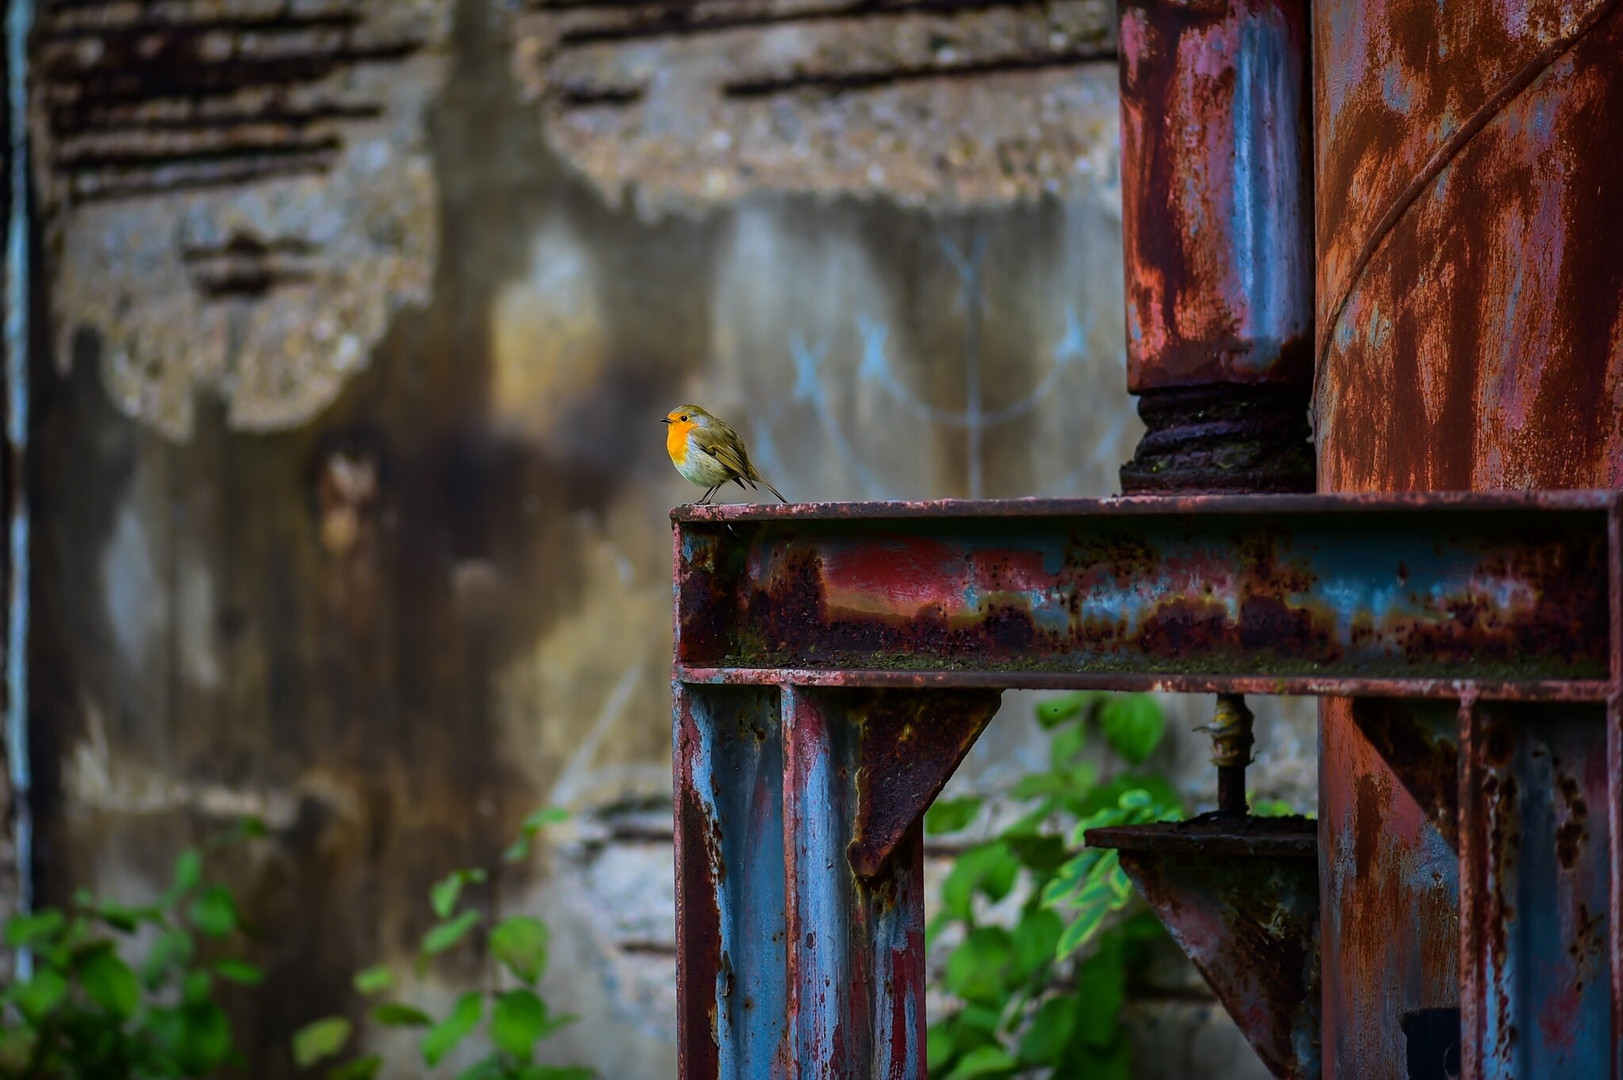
23,0,1313,1075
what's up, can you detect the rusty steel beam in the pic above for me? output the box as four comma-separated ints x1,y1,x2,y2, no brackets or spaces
672,682,999,1080
1457,699,1616,1080
1351,698,1461,851
1088,817,1320,1080
675,492,1614,697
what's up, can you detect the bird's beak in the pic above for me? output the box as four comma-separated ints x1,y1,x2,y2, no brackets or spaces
659,418,671,424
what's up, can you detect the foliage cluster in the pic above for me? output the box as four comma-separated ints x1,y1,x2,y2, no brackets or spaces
0,812,591,1080
292,807,593,1080
0,821,267,1079
924,691,1182,1080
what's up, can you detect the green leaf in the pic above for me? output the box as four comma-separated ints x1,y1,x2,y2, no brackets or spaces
925,796,984,835
14,968,69,1021
1005,834,1068,874
523,806,570,829
454,1058,505,1080
1055,903,1108,961
143,928,195,988
422,991,483,1066
1009,773,1069,799
170,1002,233,1072
491,915,550,984
944,926,1012,1005
941,842,1018,921
1010,908,1064,982
1041,848,1103,908
5,909,64,948
329,1055,384,1080
517,1068,596,1080
927,1020,957,1072
1049,722,1088,771
215,959,265,985
183,969,213,1005
504,807,570,862
942,1043,1018,1080
188,885,238,937
1035,692,1093,727
422,910,482,957
173,848,203,893
493,989,548,1059
88,899,158,933
79,945,141,1018
1098,694,1165,765
431,870,486,920
353,964,393,995
372,1002,433,1027
1018,996,1078,1066
294,1018,354,1068
1074,933,1127,1048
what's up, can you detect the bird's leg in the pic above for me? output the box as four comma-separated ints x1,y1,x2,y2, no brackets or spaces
699,484,720,504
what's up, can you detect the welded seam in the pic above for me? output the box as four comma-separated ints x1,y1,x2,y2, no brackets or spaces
1312,0,1623,418
5,0,31,981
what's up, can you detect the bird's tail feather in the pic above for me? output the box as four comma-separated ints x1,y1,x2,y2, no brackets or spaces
762,479,787,503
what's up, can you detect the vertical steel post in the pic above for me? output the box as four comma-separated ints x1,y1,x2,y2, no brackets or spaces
1116,0,1315,496
672,665,998,1080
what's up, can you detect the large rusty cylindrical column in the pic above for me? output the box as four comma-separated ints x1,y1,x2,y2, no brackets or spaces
1314,2,1623,1078
1116,0,1315,495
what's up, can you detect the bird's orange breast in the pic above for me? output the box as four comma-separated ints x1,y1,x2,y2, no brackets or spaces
666,420,695,464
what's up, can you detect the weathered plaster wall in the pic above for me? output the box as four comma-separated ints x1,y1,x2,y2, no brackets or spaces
25,0,1313,1076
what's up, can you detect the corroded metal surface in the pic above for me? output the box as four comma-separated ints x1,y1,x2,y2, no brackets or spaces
674,493,1614,693
844,688,1000,879
1352,698,1460,851
1089,815,1320,1080
673,685,786,1080
673,682,997,1080
1119,383,1315,495
1116,0,1315,494
1320,698,1461,1080
1313,0,1623,490
1458,701,1614,1080
1117,0,1313,392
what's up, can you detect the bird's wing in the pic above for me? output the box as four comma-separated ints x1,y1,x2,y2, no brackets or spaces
693,425,751,480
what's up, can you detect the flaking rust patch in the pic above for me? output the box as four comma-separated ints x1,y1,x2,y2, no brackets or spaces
512,0,1123,216
32,0,453,439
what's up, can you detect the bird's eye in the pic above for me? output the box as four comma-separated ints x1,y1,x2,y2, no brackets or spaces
680,414,689,421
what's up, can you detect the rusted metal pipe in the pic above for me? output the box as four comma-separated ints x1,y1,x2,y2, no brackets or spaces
1116,0,1314,495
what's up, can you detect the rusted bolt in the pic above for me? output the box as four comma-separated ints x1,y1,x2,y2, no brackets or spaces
1200,693,1255,816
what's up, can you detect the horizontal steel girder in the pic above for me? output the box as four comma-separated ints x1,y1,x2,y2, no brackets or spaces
674,491,1617,700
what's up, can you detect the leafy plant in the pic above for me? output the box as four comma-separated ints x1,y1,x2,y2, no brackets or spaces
293,808,594,1080
925,692,1182,1080
0,820,267,1079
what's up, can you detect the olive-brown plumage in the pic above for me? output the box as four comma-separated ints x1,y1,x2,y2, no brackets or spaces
661,405,787,504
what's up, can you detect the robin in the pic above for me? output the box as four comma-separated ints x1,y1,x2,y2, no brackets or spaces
662,405,787,504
